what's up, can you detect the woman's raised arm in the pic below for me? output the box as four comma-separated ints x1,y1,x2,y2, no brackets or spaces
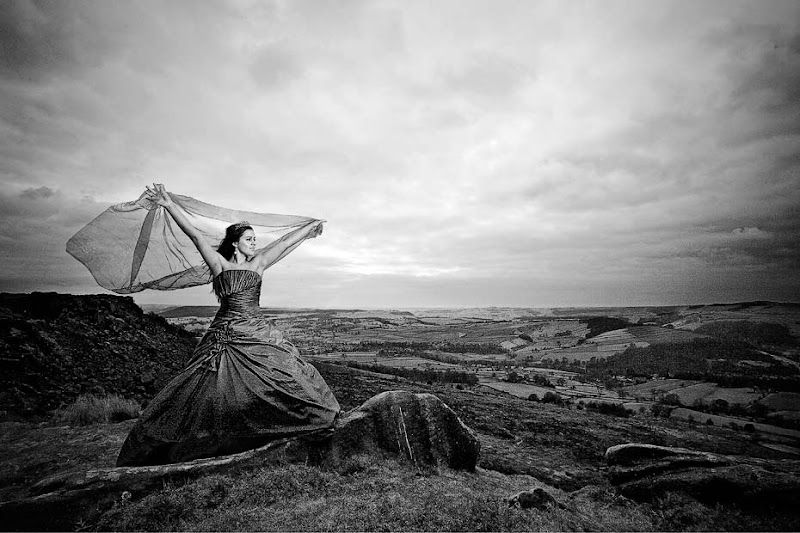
145,184,225,276
252,219,324,273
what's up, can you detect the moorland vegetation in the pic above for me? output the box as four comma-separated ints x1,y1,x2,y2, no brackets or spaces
2,293,800,531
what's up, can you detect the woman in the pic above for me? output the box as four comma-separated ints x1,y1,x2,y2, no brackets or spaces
116,185,340,466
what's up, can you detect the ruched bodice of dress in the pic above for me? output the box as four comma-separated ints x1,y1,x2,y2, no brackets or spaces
213,269,261,316
116,268,340,466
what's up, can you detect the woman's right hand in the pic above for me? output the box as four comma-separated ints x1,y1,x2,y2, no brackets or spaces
145,183,173,207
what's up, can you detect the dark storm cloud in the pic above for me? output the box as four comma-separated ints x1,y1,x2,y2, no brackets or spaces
0,0,79,78
0,186,59,217
0,0,138,81
2,0,799,307
714,22,800,276
20,186,55,199
0,187,102,233
729,25,800,110
0,187,105,292
717,21,800,148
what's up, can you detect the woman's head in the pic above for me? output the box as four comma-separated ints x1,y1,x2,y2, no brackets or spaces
218,222,255,260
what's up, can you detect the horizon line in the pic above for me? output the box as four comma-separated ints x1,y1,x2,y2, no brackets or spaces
139,300,800,311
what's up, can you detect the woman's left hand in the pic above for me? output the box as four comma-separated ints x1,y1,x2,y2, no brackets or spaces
145,183,173,207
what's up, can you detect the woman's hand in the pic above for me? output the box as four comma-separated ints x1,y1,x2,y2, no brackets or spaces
310,221,324,238
145,183,173,208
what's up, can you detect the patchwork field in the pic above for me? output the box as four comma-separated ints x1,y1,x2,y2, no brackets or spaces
670,407,800,442
761,392,800,410
479,380,554,399
311,352,461,370
588,326,704,346
157,302,800,437
623,379,764,405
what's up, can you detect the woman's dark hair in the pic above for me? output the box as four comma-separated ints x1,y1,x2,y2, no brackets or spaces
217,222,253,260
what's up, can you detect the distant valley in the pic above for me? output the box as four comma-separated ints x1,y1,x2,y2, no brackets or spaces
4,294,800,530
155,301,800,452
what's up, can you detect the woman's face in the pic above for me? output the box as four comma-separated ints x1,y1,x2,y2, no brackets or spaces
235,229,257,258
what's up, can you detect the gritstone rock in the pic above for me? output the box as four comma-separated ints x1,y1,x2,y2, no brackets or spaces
605,443,800,507
327,390,481,473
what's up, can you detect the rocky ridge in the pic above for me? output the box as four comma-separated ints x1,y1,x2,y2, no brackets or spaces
0,292,196,417
605,443,800,506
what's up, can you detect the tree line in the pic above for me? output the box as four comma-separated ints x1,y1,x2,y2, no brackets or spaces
583,316,630,338
584,338,799,392
332,360,479,385
693,321,795,348
356,340,507,355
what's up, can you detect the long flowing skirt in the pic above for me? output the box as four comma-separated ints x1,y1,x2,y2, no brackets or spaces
117,314,340,466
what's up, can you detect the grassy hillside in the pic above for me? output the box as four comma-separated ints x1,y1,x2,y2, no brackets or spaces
91,460,656,531
694,320,795,349
3,296,800,530
3,363,797,531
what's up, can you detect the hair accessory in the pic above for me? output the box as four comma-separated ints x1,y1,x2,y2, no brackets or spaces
231,221,251,232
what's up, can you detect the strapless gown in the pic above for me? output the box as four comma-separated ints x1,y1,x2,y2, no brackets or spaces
116,269,340,466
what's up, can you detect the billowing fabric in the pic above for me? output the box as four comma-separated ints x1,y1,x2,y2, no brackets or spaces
67,191,323,293
117,269,340,466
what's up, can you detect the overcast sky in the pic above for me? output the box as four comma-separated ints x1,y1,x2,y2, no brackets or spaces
1,0,798,309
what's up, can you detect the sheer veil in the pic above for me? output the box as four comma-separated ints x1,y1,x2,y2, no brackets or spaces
67,191,324,294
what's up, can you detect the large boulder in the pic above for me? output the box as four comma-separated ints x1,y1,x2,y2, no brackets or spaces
0,390,479,530
326,390,480,473
606,443,800,507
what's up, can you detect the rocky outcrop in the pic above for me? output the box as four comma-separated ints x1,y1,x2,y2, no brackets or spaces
606,443,800,507
326,390,480,473
0,292,196,416
0,390,480,530
606,443,732,481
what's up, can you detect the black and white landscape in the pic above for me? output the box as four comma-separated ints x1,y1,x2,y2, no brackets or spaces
2,0,800,530
2,293,799,530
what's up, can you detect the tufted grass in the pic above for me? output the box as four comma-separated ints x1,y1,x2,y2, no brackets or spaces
53,394,141,426
95,460,657,532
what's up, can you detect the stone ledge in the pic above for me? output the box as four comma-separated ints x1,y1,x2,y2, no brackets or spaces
605,443,800,506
